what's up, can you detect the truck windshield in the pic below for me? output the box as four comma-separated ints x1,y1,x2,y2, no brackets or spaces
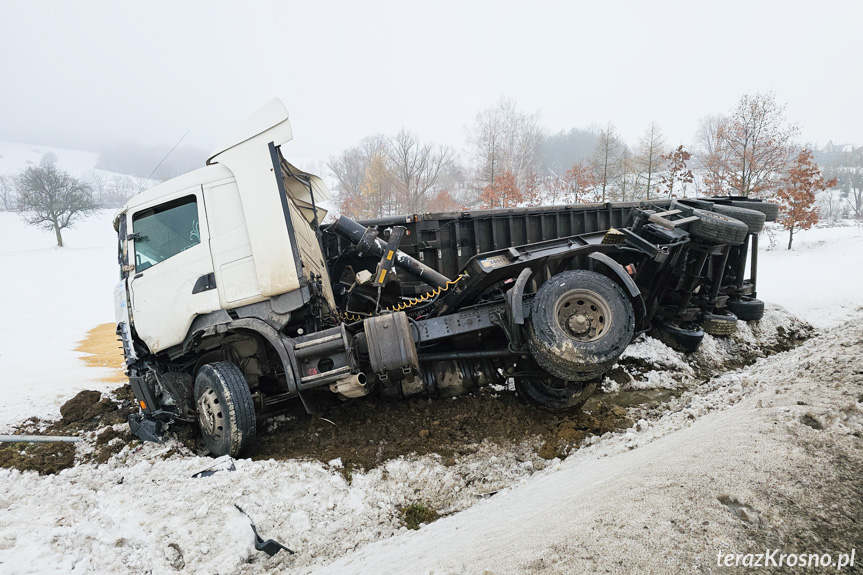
132,195,200,272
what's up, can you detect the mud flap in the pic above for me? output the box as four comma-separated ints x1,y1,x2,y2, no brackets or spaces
128,413,163,443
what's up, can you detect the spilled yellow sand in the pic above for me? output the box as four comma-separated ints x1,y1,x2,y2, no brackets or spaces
75,323,127,384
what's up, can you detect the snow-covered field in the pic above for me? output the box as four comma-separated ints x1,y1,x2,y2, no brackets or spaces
0,211,119,430
0,213,861,574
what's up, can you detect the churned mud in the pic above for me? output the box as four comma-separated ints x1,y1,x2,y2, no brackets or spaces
1,387,137,474
254,391,633,470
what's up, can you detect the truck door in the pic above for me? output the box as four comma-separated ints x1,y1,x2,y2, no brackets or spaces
128,191,220,353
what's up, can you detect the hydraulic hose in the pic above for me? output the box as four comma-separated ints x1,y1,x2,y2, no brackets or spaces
330,215,451,289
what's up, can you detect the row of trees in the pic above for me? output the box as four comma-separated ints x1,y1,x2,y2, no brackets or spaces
330,92,846,249
328,130,457,218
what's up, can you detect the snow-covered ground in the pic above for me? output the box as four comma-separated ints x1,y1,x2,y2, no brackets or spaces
0,214,861,574
0,211,119,431
758,222,863,328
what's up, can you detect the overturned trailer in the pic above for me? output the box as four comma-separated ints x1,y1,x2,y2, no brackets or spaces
113,99,777,457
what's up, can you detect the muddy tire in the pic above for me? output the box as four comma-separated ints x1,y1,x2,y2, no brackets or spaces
650,317,704,353
687,209,749,245
711,204,766,234
516,375,597,411
528,270,634,382
701,310,738,336
729,200,780,222
726,297,765,321
194,362,256,457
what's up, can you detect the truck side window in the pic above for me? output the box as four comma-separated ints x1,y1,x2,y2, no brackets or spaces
132,195,201,272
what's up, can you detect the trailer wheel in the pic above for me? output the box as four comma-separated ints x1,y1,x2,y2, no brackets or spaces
687,209,749,245
726,297,765,321
194,362,256,457
516,375,597,411
650,317,704,353
711,204,766,234
528,270,634,382
701,310,738,336
729,200,780,222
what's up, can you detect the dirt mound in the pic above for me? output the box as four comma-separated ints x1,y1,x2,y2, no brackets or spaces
0,442,76,475
60,390,115,425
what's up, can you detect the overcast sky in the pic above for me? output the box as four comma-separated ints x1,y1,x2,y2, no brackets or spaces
1,0,859,161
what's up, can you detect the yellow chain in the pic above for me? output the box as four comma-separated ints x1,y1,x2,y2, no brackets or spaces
337,274,464,322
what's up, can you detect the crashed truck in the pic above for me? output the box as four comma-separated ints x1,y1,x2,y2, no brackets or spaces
113,98,779,457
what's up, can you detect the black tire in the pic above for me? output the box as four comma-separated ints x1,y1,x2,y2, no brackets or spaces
675,198,714,211
670,200,697,217
729,200,780,222
701,310,738,336
194,362,256,457
650,317,704,353
687,209,749,245
528,270,634,382
516,376,597,411
711,204,766,234
726,297,765,321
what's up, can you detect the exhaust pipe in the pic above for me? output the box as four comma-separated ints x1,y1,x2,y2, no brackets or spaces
329,372,369,398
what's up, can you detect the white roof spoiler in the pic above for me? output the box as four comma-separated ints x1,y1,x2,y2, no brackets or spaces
207,98,293,165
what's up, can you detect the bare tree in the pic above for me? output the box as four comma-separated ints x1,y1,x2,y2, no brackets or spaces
328,135,389,217
635,121,667,199
694,114,732,196
387,129,453,213
700,93,799,198
0,174,16,211
824,150,863,219
618,146,637,202
360,151,398,218
467,98,543,192
590,124,623,202
87,171,109,207
98,175,137,208
14,164,97,247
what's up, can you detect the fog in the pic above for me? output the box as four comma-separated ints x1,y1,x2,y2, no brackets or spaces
1,0,859,164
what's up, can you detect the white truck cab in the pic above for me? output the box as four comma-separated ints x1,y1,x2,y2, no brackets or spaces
114,99,353,456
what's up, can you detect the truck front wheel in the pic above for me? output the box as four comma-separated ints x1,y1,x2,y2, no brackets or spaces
528,270,634,382
194,362,256,457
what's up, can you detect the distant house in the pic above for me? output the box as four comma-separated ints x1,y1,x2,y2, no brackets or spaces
823,140,857,155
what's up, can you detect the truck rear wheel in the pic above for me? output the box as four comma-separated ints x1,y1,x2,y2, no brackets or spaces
726,297,765,321
701,310,738,336
688,210,749,245
650,317,704,353
729,200,780,222
528,270,634,382
194,362,256,457
711,204,766,234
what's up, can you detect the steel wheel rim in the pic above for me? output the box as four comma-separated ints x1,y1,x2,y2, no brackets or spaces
555,289,612,342
197,387,224,439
